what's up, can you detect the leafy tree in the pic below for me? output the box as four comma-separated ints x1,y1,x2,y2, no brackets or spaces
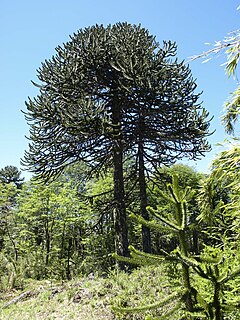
9,179,93,280
22,23,211,260
0,166,24,189
0,182,18,256
0,166,24,249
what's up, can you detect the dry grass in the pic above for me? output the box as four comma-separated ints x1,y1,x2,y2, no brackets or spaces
0,278,115,320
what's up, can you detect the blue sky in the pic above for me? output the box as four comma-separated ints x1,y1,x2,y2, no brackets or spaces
0,0,239,179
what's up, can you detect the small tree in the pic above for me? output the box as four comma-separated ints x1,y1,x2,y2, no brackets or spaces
148,164,204,255
113,175,240,319
0,166,24,189
9,179,91,280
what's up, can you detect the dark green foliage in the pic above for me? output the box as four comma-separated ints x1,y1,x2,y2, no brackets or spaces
0,166,24,189
22,24,211,178
22,23,211,259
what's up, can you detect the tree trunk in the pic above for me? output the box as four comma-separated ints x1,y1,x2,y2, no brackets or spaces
45,223,50,267
138,140,151,253
66,238,72,280
112,98,129,268
179,229,194,313
213,274,222,319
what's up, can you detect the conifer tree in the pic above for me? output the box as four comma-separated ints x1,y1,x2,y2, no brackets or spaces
0,166,24,189
22,23,211,260
113,175,240,319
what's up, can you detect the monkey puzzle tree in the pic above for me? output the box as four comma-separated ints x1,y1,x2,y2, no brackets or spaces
22,23,211,259
0,166,24,189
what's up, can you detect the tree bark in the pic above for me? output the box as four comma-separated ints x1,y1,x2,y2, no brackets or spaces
138,140,151,253
213,277,222,320
179,229,194,313
112,98,129,268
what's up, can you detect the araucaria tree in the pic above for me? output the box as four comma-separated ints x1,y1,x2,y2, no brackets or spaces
22,23,211,260
0,166,24,189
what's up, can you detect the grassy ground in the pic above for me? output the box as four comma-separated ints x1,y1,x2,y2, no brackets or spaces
0,265,177,320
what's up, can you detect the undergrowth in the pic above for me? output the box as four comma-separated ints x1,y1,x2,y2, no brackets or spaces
0,264,175,320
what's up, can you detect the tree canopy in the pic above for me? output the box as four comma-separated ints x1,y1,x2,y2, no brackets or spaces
23,23,211,178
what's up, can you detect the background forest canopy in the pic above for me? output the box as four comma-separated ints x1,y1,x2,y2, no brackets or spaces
0,22,239,319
